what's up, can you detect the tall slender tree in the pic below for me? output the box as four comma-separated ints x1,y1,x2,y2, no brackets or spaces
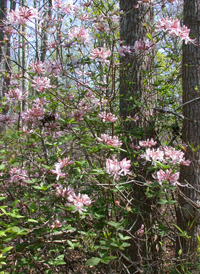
176,0,200,268
119,1,159,272
0,0,8,100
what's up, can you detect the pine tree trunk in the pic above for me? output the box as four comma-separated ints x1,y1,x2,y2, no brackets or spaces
176,0,200,269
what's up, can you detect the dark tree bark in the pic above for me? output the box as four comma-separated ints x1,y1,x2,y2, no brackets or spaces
0,0,9,100
120,1,155,138
119,1,159,273
176,0,200,269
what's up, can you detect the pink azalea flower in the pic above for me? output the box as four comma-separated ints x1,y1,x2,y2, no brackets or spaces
142,147,164,162
98,111,118,122
127,114,139,122
90,47,111,65
31,77,54,93
156,17,196,44
29,60,45,74
118,44,131,56
7,6,38,26
106,157,131,179
67,193,92,214
153,169,183,187
45,60,62,76
133,39,153,54
142,146,191,166
139,138,157,148
5,88,26,101
51,157,73,181
10,167,28,185
68,26,90,44
21,100,45,124
96,134,122,147
51,220,66,229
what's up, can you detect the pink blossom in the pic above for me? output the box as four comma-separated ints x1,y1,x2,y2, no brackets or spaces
142,146,191,166
21,102,45,124
127,114,139,122
133,39,153,54
106,157,131,179
7,6,38,26
51,163,67,181
118,45,131,56
31,77,54,93
0,114,14,125
10,167,28,185
138,224,144,235
67,193,92,214
61,1,77,14
5,88,26,101
45,60,62,76
98,111,118,122
142,147,164,162
54,184,75,198
90,47,111,65
29,60,45,74
51,220,66,229
155,18,196,44
97,134,122,147
51,157,73,181
139,138,157,148
54,0,77,14
163,147,191,166
68,26,90,44
153,169,183,187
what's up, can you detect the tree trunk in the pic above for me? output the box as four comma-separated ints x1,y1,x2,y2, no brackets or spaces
176,0,200,269
0,0,9,101
119,1,159,273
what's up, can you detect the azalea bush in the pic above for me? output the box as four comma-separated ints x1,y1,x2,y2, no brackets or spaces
0,0,197,273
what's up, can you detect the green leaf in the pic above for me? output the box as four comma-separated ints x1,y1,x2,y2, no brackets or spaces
2,246,13,253
27,219,38,223
146,33,152,40
108,221,123,229
101,256,117,264
86,257,101,266
158,199,168,205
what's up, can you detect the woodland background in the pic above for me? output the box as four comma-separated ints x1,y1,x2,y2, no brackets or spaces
0,0,200,273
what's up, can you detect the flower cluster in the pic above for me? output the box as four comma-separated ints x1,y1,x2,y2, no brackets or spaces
97,134,122,147
133,39,153,54
67,193,92,214
98,111,118,122
139,138,157,148
10,167,28,185
153,169,183,187
106,157,131,179
68,26,90,44
5,88,26,102
7,6,38,26
118,44,131,56
54,184,92,214
142,146,191,166
21,99,45,124
90,47,111,65
51,157,74,181
29,60,45,75
32,77,54,93
156,17,196,44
